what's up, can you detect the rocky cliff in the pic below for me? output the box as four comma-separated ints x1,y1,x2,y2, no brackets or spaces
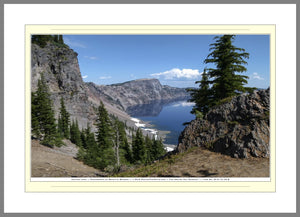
31,43,132,131
31,43,95,130
86,79,189,113
177,89,270,158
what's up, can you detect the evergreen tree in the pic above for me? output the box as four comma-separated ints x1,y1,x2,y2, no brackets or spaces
112,119,121,168
118,120,133,164
84,126,97,150
187,69,212,116
31,92,41,138
132,128,145,164
144,135,153,165
204,35,252,102
31,74,63,147
53,35,59,43
95,101,112,150
70,119,82,147
31,35,53,48
123,133,133,164
80,128,87,149
188,35,255,116
95,101,115,169
112,118,133,166
58,35,64,44
58,97,70,139
77,125,97,163
151,137,166,160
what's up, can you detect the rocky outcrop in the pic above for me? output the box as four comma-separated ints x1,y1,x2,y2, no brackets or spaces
177,89,270,158
87,79,189,112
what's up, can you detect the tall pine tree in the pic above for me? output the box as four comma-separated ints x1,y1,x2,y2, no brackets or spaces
95,101,115,169
31,74,63,147
187,68,211,116
58,97,70,139
144,135,153,165
77,125,99,166
31,92,41,138
151,137,166,160
84,126,97,151
132,128,145,164
112,118,133,166
96,101,113,150
188,35,255,116
204,35,252,102
70,119,82,147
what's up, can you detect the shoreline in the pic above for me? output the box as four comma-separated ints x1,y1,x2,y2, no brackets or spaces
130,117,175,152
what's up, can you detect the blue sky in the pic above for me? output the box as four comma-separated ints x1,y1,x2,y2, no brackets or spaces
64,34,270,88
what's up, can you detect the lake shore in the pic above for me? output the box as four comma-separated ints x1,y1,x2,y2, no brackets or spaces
129,117,175,151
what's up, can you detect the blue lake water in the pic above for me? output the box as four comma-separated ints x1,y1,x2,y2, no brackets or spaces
129,101,195,145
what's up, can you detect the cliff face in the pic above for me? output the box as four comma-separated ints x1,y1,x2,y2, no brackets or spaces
31,43,96,130
87,79,189,112
177,89,270,159
31,43,84,93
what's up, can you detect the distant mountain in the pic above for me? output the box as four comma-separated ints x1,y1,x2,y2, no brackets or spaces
86,78,190,113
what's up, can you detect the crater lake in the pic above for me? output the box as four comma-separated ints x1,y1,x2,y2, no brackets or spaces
127,100,196,145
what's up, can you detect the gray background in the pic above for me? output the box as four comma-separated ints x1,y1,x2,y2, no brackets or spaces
1,0,299,216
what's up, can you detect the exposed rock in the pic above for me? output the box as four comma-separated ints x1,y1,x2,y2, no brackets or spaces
87,78,190,113
31,43,97,130
177,89,270,158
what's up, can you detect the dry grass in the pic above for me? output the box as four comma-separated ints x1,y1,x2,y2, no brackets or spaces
31,139,103,177
31,139,269,178
116,147,270,177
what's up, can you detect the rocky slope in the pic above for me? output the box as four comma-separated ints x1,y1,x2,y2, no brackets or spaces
177,89,270,159
86,78,189,113
31,139,104,177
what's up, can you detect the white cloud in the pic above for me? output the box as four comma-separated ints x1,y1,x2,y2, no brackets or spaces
64,37,87,48
252,72,264,80
99,76,112,80
82,75,88,79
151,68,201,80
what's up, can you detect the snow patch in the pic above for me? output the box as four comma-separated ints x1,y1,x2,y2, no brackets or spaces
131,118,140,123
165,147,174,152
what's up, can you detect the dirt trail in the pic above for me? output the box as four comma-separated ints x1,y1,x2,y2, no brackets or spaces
31,139,102,177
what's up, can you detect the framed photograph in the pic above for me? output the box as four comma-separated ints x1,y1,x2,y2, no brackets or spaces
25,24,275,193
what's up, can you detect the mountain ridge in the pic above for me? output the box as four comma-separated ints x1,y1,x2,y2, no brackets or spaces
86,78,189,113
